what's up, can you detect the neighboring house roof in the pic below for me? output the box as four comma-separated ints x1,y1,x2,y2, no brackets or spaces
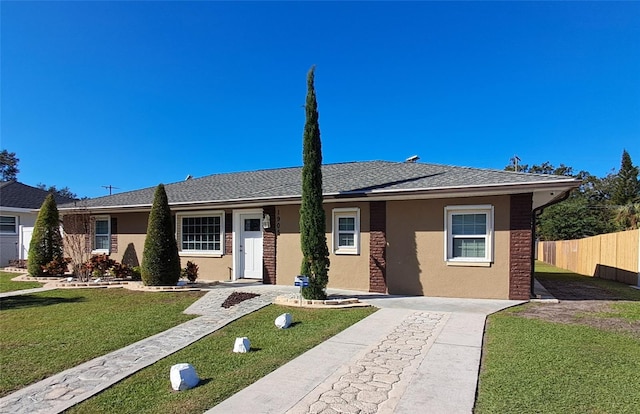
58,161,580,212
0,181,76,210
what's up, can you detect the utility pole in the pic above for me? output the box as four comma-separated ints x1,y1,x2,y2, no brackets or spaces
102,185,119,195
513,155,521,172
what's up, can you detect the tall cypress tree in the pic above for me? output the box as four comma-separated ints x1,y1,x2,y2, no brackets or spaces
141,184,181,286
28,194,64,276
612,149,640,206
299,66,330,300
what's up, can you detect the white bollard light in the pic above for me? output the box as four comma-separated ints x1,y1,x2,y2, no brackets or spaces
233,337,251,353
170,363,200,391
275,313,293,329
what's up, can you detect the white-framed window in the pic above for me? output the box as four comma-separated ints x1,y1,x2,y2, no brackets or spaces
444,205,494,263
177,211,224,255
0,216,18,234
93,215,111,253
332,208,360,255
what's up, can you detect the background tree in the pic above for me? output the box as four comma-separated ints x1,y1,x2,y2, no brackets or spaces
27,194,64,276
537,197,615,240
613,203,640,230
0,149,19,181
36,183,78,199
141,184,181,286
504,160,615,240
299,66,330,300
504,152,640,238
611,149,640,206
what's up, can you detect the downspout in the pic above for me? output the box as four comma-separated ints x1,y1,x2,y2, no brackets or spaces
530,190,572,297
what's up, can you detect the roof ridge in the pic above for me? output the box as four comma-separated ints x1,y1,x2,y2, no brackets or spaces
163,161,396,186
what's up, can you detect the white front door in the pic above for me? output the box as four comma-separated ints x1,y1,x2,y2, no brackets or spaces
239,213,263,279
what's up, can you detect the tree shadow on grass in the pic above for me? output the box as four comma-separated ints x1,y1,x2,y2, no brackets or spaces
536,271,640,301
0,295,86,311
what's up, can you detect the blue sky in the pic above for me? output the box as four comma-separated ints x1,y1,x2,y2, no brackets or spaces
2,1,639,198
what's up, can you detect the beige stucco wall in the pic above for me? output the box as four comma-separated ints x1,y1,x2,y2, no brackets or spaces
111,211,232,281
386,196,511,299
178,254,233,281
110,212,147,267
100,195,513,297
275,202,371,291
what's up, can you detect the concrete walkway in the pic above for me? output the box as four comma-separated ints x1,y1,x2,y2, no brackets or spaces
0,286,57,298
207,293,524,414
0,285,297,414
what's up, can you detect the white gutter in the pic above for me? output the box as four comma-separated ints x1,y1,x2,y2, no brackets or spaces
333,178,580,197
0,206,38,214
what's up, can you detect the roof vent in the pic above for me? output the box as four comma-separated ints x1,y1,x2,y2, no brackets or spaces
405,155,420,163
185,175,193,181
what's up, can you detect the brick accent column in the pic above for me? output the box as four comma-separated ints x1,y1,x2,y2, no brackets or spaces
510,193,533,300
263,206,277,285
224,212,233,255
110,217,118,254
369,201,387,293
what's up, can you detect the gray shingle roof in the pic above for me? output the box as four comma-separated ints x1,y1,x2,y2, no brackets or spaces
0,181,77,209
58,161,579,210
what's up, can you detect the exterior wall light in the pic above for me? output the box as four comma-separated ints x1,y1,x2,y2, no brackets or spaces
262,214,271,229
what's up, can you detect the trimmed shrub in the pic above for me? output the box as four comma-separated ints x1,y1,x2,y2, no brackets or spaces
181,261,199,283
141,184,181,286
131,266,142,281
27,194,64,276
110,262,131,278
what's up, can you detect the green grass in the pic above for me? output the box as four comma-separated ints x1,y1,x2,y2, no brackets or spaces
0,271,43,293
0,288,205,397
476,262,640,413
595,302,640,321
475,313,640,414
67,305,376,414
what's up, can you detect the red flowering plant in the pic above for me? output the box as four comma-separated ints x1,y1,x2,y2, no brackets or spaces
84,254,116,277
42,257,71,276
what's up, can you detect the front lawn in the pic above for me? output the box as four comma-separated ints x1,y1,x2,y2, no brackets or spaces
0,288,205,397
475,262,640,413
475,310,640,413
68,305,376,414
0,271,42,293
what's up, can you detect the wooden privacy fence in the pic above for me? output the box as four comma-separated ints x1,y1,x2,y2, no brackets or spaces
537,229,639,285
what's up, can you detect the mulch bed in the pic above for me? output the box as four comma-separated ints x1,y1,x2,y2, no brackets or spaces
221,292,260,308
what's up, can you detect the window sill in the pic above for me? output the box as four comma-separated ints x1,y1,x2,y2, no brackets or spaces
334,249,359,256
446,261,492,267
91,250,110,255
179,251,223,258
